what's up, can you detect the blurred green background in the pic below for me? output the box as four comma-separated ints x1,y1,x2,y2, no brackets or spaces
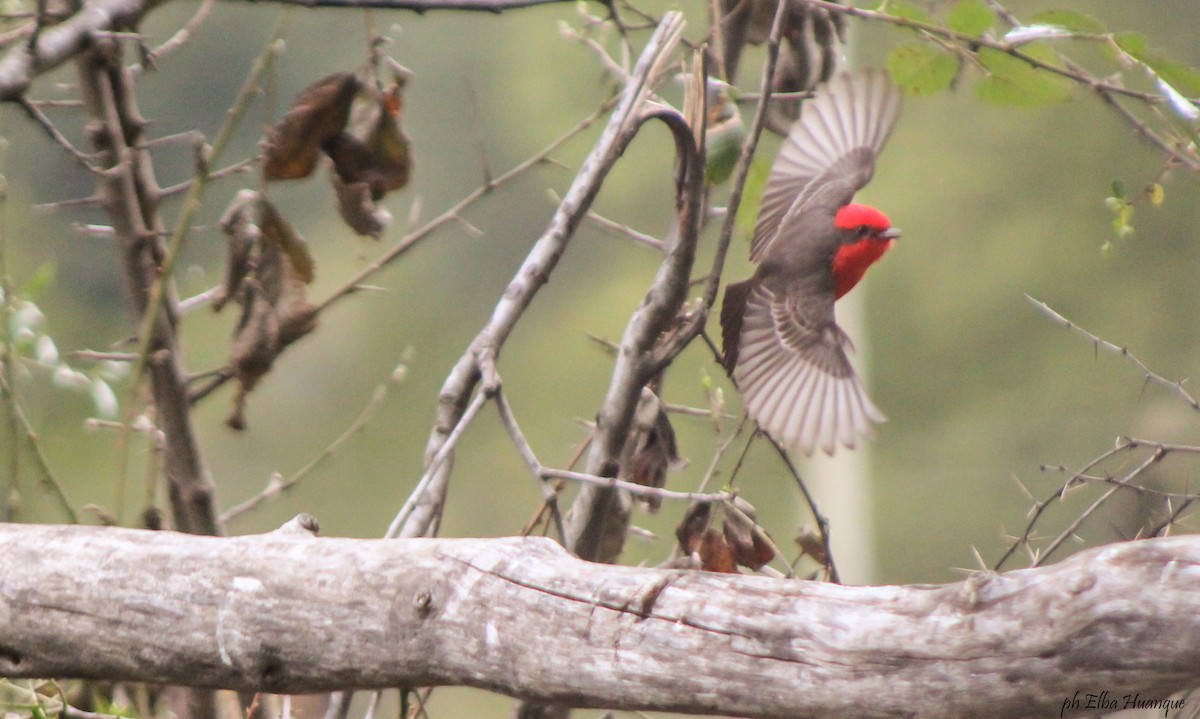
3,0,1200,712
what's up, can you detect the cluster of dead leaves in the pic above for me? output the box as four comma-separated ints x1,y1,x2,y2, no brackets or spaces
212,66,412,430
214,190,318,430
262,67,412,238
675,498,775,574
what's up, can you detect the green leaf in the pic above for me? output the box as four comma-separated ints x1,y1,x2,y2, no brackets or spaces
1110,178,1127,200
1112,31,1148,57
735,156,771,240
1028,9,1106,35
887,42,958,96
19,262,56,297
948,0,994,38
975,47,1072,107
1114,31,1200,97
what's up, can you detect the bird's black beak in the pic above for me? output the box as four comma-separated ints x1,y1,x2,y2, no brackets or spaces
880,227,902,240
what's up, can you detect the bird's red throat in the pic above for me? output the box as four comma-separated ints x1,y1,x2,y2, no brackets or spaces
832,237,894,299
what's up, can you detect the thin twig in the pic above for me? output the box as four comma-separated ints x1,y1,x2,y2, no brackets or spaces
222,370,402,524
133,0,215,73
413,18,687,546
17,96,102,172
994,441,1132,570
0,374,79,523
1027,295,1200,412
385,387,489,539
587,210,665,252
158,156,257,197
1148,497,1196,537
648,0,791,372
765,434,840,583
794,0,1160,104
67,350,137,362
491,381,565,542
978,0,1200,172
545,467,731,505
1032,447,1167,567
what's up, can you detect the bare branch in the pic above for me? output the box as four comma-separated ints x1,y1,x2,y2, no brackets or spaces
765,433,840,582
794,0,1158,103
1027,295,1200,412
387,387,489,539
586,210,665,252
0,0,168,101
132,0,216,73
565,45,703,564
75,37,220,535
0,374,79,523
409,14,688,541
1033,447,1166,567
994,441,1132,571
17,96,102,172
648,0,792,371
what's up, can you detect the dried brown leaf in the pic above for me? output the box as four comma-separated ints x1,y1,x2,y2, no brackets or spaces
262,72,362,181
795,528,829,566
228,289,280,430
214,190,260,312
223,200,318,430
330,168,392,239
328,84,411,200
724,501,775,571
675,501,712,554
258,198,316,284
698,528,739,574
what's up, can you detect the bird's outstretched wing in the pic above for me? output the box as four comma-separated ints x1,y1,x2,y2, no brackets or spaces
728,281,884,455
750,70,901,263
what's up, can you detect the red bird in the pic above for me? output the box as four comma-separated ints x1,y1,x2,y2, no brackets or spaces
721,70,902,455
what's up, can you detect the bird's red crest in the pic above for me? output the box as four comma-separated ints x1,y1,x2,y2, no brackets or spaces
834,203,891,232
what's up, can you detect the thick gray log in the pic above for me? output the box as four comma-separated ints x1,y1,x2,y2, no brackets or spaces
1,522,1199,718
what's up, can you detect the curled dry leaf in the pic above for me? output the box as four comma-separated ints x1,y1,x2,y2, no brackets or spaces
326,84,412,199
262,72,363,181
213,189,260,312
675,501,712,554
723,499,776,571
326,81,412,238
795,527,829,566
698,528,739,574
217,195,319,430
329,155,393,239
258,197,316,284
